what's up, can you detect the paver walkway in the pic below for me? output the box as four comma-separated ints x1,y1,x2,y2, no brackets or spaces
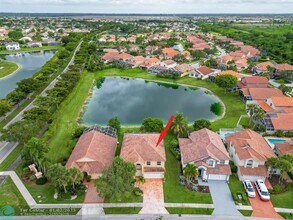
249,191,283,219
139,179,168,214
208,180,242,216
84,180,104,203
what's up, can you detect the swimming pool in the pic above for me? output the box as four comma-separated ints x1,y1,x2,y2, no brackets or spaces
267,138,286,145
224,132,235,137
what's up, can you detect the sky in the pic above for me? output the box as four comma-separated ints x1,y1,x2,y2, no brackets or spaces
0,0,293,14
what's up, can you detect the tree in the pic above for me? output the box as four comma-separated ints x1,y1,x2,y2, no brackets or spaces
215,74,238,93
67,167,83,190
47,164,70,193
0,99,11,117
173,54,187,63
170,112,188,138
8,30,23,41
183,163,199,183
203,58,218,68
108,116,121,134
87,42,97,55
141,118,164,132
17,78,39,94
246,104,258,126
7,89,27,105
266,155,293,183
95,157,136,201
279,84,292,94
279,70,293,83
193,119,211,131
253,107,266,128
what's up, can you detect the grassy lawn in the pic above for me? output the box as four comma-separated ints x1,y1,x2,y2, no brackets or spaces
0,145,22,171
166,208,214,215
238,116,251,128
0,60,19,78
278,212,293,219
105,192,143,203
239,210,253,216
228,175,249,205
0,45,62,54
163,133,213,203
0,176,29,215
103,207,141,214
24,183,85,204
271,184,293,209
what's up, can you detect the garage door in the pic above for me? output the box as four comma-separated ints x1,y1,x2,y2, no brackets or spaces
241,175,265,182
208,174,227,180
144,173,163,179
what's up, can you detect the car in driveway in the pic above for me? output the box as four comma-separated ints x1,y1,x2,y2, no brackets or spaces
243,180,256,197
255,179,270,201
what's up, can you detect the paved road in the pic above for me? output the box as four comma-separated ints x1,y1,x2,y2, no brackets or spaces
0,42,82,164
208,180,242,216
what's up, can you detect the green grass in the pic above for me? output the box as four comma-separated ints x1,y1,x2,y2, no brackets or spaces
228,175,249,205
105,192,143,203
278,212,293,219
0,60,19,78
271,184,293,209
239,210,253,216
0,45,62,54
163,133,213,203
24,183,85,204
0,144,22,171
166,208,214,215
0,176,29,215
103,207,142,214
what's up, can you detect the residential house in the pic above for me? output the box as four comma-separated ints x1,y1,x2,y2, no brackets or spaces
66,126,117,179
162,48,180,59
129,44,140,52
160,60,177,69
26,41,42,48
254,61,275,74
240,88,283,103
101,52,119,63
179,128,231,181
211,70,242,81
173,64,195,77
120,133,166,179
237,76,269,89
148,65,169,74
275,141,293,157
226,129,277,181
5,42,20,50
139,57,160,69
239,45,260,58
145,45,159,56
275,63,293,72
189,66,215,79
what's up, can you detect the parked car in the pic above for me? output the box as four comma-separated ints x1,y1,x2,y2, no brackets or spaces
255,179,270,201
243,180,256,197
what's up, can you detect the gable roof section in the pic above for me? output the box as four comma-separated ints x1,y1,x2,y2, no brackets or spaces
275,141,293,155
179,128,230,164
244,88,283,100
271,96,293,107
226,129,276,161
275,63,293,71
120,133,166,164
271,113,293,131
195,66,213,76
66,130,117,173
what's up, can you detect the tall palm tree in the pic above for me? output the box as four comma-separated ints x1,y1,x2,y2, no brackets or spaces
183,163,199,184
246,104,257,126
68,167,84,190
253,107,266,128
266,157,279,178
170,112,188,138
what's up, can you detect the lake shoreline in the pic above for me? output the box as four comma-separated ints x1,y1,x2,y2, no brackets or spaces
0,62,22,80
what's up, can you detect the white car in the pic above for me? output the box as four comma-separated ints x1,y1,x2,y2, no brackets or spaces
255,179,270,201
243,180,256,197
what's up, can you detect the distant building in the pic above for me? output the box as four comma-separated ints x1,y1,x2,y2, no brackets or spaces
27,41,42,48
5,42,20,50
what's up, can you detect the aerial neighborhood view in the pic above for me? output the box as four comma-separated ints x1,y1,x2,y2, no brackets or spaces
0,1,293,220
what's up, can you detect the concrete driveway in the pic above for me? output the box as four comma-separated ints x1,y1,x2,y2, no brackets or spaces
208,180,242,216
139,179,168,214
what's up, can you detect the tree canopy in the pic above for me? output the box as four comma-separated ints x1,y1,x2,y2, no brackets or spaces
141,117,164,132
193,119,211,131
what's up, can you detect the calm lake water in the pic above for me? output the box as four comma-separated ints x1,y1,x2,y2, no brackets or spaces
81,77,222,126
0,50,55,99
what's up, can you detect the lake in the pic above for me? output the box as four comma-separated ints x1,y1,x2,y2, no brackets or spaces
81,77,223,126
0,50,55,99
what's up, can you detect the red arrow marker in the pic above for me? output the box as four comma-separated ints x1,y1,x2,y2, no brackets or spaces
156,115,175,147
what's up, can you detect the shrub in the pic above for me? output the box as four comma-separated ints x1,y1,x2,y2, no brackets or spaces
36,177,48,185
57,192,71,201
133,187,143,196
269,184,289,194
170,147,181,161
29,175,36,181
87,175,91,182
230,161,237,173
72,126,86,139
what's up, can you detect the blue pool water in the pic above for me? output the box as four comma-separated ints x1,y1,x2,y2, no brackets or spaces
224,132,235,137
268,138,286,145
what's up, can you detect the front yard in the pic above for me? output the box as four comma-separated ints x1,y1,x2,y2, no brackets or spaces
166,208,214,215
228,175,249,205
163,133,213,203
271,183,293,209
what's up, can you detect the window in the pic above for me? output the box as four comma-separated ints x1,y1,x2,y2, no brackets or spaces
146,161,151,166
207,160,214,167
246,159,253,167
157,161,161,166
219,160,225,165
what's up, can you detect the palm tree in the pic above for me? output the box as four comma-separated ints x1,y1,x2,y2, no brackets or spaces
170,112,188,138
183,164,199,184
278,159,292,183
246,104,257,126
266,157,279,178
253,107,266,128
68,167,84,190
47,164,70,193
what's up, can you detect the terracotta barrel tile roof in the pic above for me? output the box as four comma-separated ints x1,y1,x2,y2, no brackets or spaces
275,142,293,155
195,66,214,76
239,165,268,177
207,165,231,175
271,113,293,131
271,96,293,107
244,88,283,100
120,133,166,164
275,63,293,71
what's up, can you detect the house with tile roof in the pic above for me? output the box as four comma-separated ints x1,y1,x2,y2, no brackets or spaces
237,76,269,89
240,87,283,103
254,61,275,74
275,141,293,157
189,66,216,79
162,48,180,59
66,126,118,179
120,133,166,179
179,128,231,181
226,129,277,181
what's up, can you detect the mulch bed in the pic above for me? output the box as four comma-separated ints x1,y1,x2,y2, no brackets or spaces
269,175,287,187
185,183,210,193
